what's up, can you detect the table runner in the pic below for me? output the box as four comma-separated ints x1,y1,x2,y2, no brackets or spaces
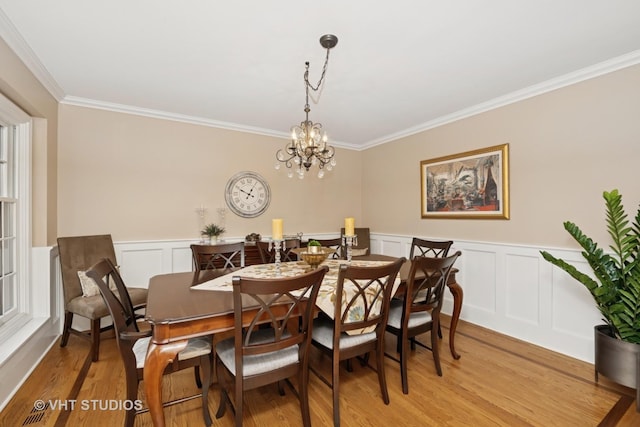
192,259,398,332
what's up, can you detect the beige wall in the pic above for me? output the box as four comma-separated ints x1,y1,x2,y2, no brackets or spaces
0,37,58,246
362,64,640,248
57,105,362,241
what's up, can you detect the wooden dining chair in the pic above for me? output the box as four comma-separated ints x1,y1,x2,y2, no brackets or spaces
57,234,148,362
190,241,245,272
86,258,213,427
256,238,300,263
215,266,329,427
310,237,343,259
340,227,370,257
409,237,453,259
385,251,461,393
407,238,454,339
310,258,405,427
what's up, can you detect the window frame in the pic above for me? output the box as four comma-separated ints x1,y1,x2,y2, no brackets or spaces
0,92,32,336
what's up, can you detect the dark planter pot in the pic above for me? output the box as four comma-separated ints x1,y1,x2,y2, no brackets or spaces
594,325,640,411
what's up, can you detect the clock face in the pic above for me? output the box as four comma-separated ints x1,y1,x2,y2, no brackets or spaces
224,171,271,218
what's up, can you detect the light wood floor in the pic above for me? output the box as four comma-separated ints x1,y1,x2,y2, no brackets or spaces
2,316,640,427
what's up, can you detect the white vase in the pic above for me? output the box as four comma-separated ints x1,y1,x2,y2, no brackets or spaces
209,236,218,245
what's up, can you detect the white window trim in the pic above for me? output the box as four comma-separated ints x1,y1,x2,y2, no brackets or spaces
0,92,33,341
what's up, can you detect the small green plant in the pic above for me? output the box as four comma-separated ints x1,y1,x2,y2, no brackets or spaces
308,240,321,247
202,223,225,237
540,189,640,343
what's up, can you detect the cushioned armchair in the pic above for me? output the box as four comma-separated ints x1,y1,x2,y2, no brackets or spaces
57,234,148,361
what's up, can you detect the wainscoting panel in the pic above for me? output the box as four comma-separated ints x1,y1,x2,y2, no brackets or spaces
173,246,193,272
118,247,164,289
505,252,541,326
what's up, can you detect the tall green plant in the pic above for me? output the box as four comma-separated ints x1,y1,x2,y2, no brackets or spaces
540,190,640,344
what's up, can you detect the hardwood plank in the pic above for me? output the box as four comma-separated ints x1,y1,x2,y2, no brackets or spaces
2,316,640,426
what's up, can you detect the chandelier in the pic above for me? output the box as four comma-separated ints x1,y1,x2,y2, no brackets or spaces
276,34,338,179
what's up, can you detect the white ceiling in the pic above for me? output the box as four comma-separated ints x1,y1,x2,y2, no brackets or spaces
1,1,640,149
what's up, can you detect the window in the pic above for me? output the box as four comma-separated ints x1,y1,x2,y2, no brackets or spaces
0,93,31,331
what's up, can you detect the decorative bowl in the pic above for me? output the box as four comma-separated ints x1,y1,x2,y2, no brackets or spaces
293,248,335,269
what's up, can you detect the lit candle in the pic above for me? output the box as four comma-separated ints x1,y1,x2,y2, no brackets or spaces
345,217,355,236
272,218,283,240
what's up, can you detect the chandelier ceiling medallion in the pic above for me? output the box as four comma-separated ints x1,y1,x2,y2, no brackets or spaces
276,34,338,179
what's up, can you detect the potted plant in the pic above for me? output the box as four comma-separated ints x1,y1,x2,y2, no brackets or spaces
540,189,640,409
308,239,322,254
202,223,225,245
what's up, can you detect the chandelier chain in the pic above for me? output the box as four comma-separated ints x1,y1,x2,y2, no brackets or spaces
305,48,332,92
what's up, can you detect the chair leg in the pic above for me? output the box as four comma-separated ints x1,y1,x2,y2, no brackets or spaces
215,389,228,419
345,358,353,372
124,368,139,427
61,312,73,347
400,332,409,394
432,324,442,376
299,364,312,427
200,356,212,427
215,360,229,419
194,366,203,388
90,319,101,362
332,354,341,427
234,374,243,427
376,341,390,405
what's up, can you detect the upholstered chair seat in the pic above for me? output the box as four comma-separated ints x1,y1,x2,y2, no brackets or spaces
132,337,211,369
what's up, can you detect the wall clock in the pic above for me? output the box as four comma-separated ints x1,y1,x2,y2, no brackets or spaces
224,171,271,218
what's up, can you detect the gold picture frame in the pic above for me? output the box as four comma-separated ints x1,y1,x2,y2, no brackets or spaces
420,143,509,219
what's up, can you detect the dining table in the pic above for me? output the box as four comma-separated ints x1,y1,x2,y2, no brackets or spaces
143,255,463,427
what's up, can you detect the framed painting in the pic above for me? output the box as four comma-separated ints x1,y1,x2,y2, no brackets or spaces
420,143,509,219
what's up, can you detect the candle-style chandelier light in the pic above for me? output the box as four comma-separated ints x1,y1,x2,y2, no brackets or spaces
275,34,338,179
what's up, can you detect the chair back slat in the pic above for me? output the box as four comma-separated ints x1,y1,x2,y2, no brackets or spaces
333,258,404,336
231,266,328,367
404,251,461,321
191,241,244,272
86,259,137,332
409,238,453,259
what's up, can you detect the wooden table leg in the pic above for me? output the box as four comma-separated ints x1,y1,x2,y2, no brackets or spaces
447,281,463,359
144,340,188,427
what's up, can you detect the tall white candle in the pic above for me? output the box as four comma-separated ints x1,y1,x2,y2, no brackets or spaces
272,219,283,240
345,217,355,236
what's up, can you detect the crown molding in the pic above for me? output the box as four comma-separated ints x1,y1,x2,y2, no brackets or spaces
61,95,357,150
0,8,65,101
359,49,640,151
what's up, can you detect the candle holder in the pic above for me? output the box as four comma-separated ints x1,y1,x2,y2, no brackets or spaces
342,235,358,263
268,239,284,275
195,205,207,244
